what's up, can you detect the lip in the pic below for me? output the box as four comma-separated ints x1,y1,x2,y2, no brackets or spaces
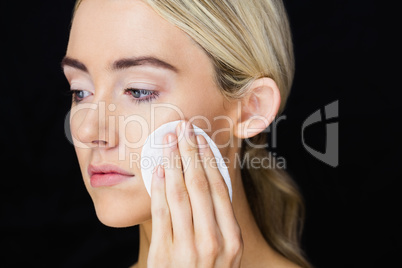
88,164,135,188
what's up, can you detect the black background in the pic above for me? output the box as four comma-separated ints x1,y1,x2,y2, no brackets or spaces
1,0,398,267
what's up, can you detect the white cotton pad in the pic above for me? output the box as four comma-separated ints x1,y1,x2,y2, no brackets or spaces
141,120,232,202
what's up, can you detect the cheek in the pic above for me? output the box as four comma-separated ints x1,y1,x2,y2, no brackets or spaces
179,92,238,158
121,118,149,150
74,147,90,174
71,116,92,178
70,111,82,142
180,95,234,146
210,117,235,148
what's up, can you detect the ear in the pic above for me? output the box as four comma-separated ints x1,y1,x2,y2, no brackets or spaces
234,77,281,139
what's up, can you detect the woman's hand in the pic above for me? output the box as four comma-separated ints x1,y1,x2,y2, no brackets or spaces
148,120,243,267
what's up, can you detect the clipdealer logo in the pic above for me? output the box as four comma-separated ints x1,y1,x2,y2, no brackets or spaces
301,100,339,167
64,100,339,168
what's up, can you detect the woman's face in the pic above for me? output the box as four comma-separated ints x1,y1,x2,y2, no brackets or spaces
63,0,238,227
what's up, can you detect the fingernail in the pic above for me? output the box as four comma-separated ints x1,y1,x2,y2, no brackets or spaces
157,165,165,178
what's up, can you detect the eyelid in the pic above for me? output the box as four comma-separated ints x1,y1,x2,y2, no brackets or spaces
126,82,157,91
70,79,94,91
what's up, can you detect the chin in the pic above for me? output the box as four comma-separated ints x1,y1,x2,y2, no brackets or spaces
89,186,152,228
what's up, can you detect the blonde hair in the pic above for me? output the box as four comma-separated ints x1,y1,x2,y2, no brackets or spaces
74,0,310,267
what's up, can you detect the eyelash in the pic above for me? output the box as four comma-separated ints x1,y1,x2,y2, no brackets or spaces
70,90,90,103
69,89,160,104
124,88,160,104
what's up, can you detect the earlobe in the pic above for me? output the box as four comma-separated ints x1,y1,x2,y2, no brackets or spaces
234,78,281,139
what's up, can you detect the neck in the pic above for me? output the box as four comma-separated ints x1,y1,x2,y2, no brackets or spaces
134,221,152,268
134,147,277,267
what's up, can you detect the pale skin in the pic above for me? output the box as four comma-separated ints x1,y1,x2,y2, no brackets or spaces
63,0,299,267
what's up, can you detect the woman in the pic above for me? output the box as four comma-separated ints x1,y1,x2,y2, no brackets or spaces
62,0,311,267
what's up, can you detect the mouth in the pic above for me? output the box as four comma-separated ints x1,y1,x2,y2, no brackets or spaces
88,164,135,188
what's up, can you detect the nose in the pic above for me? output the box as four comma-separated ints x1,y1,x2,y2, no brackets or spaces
72,101,117,148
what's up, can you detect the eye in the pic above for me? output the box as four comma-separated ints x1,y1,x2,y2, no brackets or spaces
125,88,160,104
130,89,152,98
71,90,92,103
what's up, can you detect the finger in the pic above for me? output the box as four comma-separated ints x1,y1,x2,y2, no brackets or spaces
196,134,240,239
150,164,172,244
176,121,218,238
163,132,194,245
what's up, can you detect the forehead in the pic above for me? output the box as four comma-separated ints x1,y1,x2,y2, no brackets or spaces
66,0,200,71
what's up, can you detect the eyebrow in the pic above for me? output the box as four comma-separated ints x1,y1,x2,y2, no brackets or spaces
61,57,88,72
61,56,178,73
